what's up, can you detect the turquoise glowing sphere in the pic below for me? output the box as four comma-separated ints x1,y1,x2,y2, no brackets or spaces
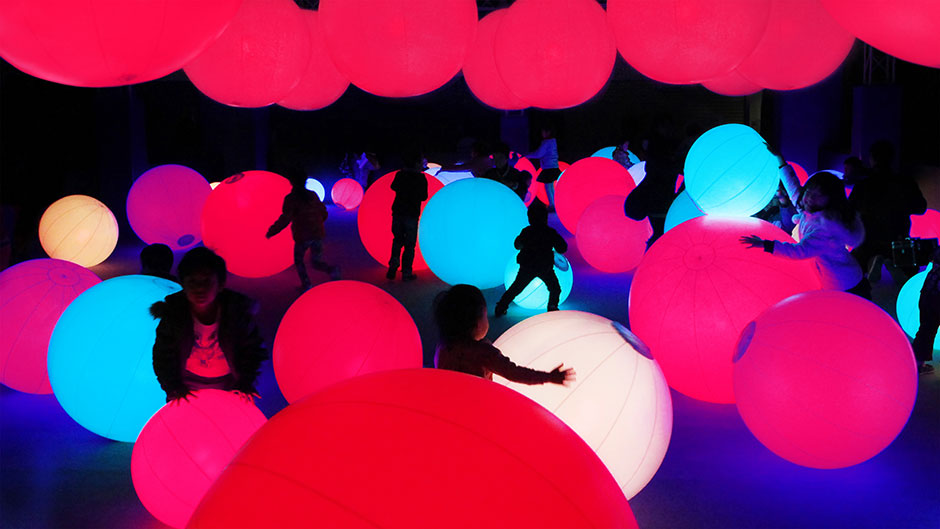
684,124,779,216
664,191,706,233
47,275,181,442
503,252,573,310
897,264,938,353
304,178,325,201
418,178,527,289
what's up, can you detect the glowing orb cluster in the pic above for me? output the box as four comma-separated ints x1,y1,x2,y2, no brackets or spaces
576,195,651,273
277,10,349,111
330,178,364,210
127,164,211,251
664,191,706,233
39,195,119,267
503,253,574,310
462,10,528,110
896,265,939,352
555,157,636,234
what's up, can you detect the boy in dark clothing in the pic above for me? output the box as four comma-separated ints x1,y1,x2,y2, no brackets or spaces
387,151,429,281
495,200,567,316
482,142,531,200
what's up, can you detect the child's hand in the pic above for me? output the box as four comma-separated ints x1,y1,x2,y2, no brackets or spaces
740,234,765,249
169,389,195,405
232,390,258,404
550,364,576,386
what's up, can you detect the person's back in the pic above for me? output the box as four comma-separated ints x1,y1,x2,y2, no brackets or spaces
391,168,428,218
516,223,567,269
281,187,328,241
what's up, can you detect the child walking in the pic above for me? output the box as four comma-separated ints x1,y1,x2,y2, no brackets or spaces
528,126,560,209
387,150,429,281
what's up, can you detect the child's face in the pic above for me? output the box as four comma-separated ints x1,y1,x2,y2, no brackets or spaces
182,270,221,310
801,186,829,212
473,306,489,341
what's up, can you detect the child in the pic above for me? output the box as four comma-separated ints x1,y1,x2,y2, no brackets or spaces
139,243,177,282
495,200,567,316
528,126,560,209
150,247,267,403
266,173,340,290
483,142,530,200
387,150,429,281
912,249,939,375
434,284,575,385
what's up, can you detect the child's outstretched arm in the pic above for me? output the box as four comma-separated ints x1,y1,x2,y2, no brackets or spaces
552,230,568,254
483,345,576,386
265,196,292,238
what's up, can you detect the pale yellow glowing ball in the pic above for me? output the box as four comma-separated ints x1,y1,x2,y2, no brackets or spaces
493,310,672,499
39,195,119,267
209,181,221,190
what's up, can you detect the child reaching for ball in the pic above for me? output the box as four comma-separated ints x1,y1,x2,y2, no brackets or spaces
434,284,575,385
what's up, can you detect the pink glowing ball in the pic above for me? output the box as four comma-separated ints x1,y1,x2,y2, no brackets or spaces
200,170,294,278
356,171,443,271
0,259,100,394
737,0,856,91
187,369,639,529
127,165,211,251
463,10,528,110
607,0,771,85
330,178,364,210
131,390,267,528
319,0,477,98
555,157,636,234
734,290,917,468
702,70,762,96
910,209,940,239
494,0,616,109
0,0,240,87
184,0,310,108
576,195,652,273
788,161,810,185
273,281,422,403
629,216,822,403
276,10,349,111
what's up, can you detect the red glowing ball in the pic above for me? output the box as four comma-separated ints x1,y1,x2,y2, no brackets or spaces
910,209,940,239
329,178,364,210
629,216,822,403
555,157,636,234
273,281,422,403
127,165,212,251
737,0,856,91
356,171,443,271
494,0,616,109
319,0,478,98
734,290,917,468
702,69,762,96
184,0,310,108
0,0,240,87
463,10,528,110
820,0,940,67
788,161,810,185
132,390,267,528
201,170,294,278
607,0,771,85
187,369,639,529
0,259,100,394
277,10,349,111
576,195,652,273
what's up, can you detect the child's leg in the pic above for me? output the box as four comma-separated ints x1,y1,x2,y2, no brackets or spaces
545,182,555,209
293,239,311,287
537,268,562,310
388,216,404,273
399,217,419,275
495,267,538,315
912,282,940,365
308,239,340,280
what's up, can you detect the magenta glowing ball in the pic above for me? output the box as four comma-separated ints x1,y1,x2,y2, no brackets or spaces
184,0,310,108
273,281,422,403
462,10,528,111
789,161,810,185
200,170,294,278
607,0,771,85
39,195,119,267
319,0,477,98
0,259,100,394
187,369,639,529
737,0,855,91
330,178,364,210
127,164,211,251
0,0,241,87
576,195,652,274
276,10,349,111
910,209,940,239
494,0,616,109
131,390,267,529
702,69,762,96
629,216,822,403
555,157,636,234
357,171,443,271
734,290,917,468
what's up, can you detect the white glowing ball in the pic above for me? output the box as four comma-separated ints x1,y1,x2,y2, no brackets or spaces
433,170,474,186
627,161,646,186
425,162,442,177
39,195,119,267
209,182,221,190
503,253,574,310
304,178,326,201
494,311,672,499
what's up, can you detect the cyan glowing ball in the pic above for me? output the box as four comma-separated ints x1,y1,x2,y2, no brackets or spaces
734,291,917,468
592,146,641,167
897,265,939,352
127,164,211,251
576,195,651,273
494,311,672,499
503,252,573,309
39,195,119,267
0,259,100,394
47,275,181,442
419,178,528,289
329,178,364,210
684,124,779,217
131,390,267,528
664,191,705,233
304,177,325,201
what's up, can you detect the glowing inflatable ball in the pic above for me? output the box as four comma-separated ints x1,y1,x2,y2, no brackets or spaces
820,0,940,68
734,290,918,468
494,0,616,109
131,390,267,528
274,281,422,403
425,163,442,177
576,195,652,273
330,178,364,210
494,312,671,498
503,253,573,310
910,209,940,240
628,161,647,186
522,159,571,207
127,164,211,251
555,157,636,234
39,195,118,267
433,170,474,186
737,0,855,91
187,369,639,529
201,171,294,278
629,216,822,403
357,171,443,271
664,191,706,233
789,161,810,185
462,10,528,111
683,124,779,216
319,0,477,98
0,0,241,87
47,275,181,442
592,146,616,159
702,69,762,96
419,179,528,289
277,10,349,111
184,0,310,108
0,259,100,394
304,177,325,202
897,266,939,352
209,182,220,190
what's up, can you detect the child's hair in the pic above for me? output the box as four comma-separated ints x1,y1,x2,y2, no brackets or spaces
140,243,173,274
527,199,549,226
491,141,510,158
843,156,864,170
177,247,227,285
799,171,856,227
434,284,486,344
